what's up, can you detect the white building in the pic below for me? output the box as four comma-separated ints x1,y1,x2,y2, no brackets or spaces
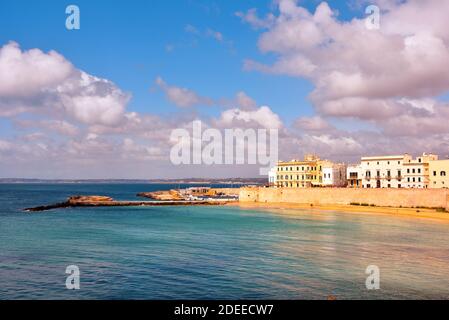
321,162,347,187
347,164,362,188
268,166,277,187
358,153,438,189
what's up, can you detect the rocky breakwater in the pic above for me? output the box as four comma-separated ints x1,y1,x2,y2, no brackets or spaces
137,189,183,200
24,194,230,212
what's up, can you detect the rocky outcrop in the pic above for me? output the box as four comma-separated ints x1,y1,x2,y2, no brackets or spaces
137,190,183,201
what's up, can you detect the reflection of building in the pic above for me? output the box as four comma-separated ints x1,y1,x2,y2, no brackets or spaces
347,165,362,188
269,154,345,188
429,159,449,189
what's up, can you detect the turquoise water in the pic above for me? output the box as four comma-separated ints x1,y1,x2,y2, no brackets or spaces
1,183,449,299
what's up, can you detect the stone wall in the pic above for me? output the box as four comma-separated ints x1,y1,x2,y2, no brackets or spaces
240,187,449,211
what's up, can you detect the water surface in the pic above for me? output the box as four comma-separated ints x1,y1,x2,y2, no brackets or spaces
1,183,449,299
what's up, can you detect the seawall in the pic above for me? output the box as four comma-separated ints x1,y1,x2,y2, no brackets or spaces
239,187,449,211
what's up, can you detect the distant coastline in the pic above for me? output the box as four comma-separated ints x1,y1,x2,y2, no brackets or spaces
0,178,266,185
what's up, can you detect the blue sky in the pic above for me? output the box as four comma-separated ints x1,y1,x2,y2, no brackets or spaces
1,0,448,178
0,0,360,123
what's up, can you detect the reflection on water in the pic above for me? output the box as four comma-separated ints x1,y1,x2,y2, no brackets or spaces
1,184,449,299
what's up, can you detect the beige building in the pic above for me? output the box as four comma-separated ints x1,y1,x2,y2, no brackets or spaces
429,159,449,189
271,155,345,188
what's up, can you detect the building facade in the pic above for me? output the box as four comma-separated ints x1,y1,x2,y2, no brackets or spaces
357,153,439,189
321,161,347,187
347,164,362,188
270,155,346,188
429,159,449,189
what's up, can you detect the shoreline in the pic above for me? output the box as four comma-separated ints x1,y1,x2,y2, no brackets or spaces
229,201,449,223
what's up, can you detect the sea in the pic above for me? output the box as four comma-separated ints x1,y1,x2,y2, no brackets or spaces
1,183,449,299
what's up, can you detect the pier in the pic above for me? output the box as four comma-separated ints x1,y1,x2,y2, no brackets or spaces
24,195,235,212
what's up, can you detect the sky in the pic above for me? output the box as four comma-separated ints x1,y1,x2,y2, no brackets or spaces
1,0,449,179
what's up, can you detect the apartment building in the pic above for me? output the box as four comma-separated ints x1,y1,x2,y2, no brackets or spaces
275,154,321,188
347,164,362,188
271,154,345,188
358,153,438,189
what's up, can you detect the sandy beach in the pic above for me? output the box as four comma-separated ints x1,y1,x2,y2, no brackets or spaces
230,201,449,223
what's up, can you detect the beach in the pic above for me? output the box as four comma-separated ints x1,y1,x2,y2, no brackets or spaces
233,202,449,223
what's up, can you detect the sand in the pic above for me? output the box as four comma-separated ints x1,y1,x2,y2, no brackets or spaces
227,201,449,223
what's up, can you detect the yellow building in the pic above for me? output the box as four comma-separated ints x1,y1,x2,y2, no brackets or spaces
275,154,322,188
429,160,449,189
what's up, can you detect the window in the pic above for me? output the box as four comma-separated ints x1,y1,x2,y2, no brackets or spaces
377,162,380,165
407,169,410,173
398,184,401,188
412,169,415,174
387,161,390,165
419,158,422,163
418,177,421,182
388,184,391,188
433,171,437,176
413,177,415,182
441,171,447,177
418,168,421,174
407,177,410,182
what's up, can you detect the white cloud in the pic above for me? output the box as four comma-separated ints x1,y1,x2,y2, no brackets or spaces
155,76,213,108
0,42,130,126
246,0,449,122
0,42,73,97
236,8,275,30
214,105,282,129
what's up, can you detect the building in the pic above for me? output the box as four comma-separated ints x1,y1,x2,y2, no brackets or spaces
274,154,321,188
429,159,449,188
270,154,345,188
347,164,362,188
358,153,438,189
268,166,277,187
321,161,347,187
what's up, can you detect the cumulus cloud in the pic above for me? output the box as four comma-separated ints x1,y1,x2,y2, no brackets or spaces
294,116,334,132
240,0,449,159
0,42,130,127
0,41,73,97
245,0,449,121
214,105,283,129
